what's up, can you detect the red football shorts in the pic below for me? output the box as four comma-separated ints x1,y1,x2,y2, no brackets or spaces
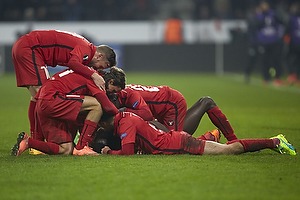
156,89,187,131
12,35,50,87
180,132,206,155
36,95,84,144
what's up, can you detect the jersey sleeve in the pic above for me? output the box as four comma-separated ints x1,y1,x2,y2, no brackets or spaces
108,117,136,155
67,45,94,79
94,92,119,114
123,89,154,121
87,78,119,114
119,118,137,145
107,143,135,155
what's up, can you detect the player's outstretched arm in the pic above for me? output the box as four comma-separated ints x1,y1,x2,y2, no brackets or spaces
101,143,135,155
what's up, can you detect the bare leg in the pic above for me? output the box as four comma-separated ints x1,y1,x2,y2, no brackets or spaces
203,138,278,155
58,142,74,155
27,85,41,101
183,97,216,135
183,96,237,141
79,96,103,122
203,141,244,155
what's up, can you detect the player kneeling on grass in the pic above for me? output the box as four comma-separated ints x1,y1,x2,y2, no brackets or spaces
11,68,119,156
99,112,296,156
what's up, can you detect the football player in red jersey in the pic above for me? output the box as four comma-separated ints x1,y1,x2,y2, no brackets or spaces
99,112,296,156
99,68,237,142
12,30,117,143
11,68,119,156
102,67,154,122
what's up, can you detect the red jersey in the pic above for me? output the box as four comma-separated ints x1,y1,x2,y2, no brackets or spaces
108,112,205,155
36,69,118,114
120,84,187,131
15,30,96,80
117,88,153,121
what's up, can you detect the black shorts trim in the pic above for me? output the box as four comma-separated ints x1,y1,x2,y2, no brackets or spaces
136,133,193,154
146,101,179,130
30,44,74,85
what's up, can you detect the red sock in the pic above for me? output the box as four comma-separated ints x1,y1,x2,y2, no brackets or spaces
28,138,59,154
76,119,98,150
196,133,214,141
227,138,279,152
207,107,237,141
197,135,206,140
28,100,36,139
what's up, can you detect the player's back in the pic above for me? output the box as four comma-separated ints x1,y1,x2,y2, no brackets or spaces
125,84,172,115
119,112,182,154
125,84,171,102
125,84,185,118
36,69,95,100
25,30,93,67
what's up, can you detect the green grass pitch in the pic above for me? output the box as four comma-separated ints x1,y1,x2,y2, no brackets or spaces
0,72,299,200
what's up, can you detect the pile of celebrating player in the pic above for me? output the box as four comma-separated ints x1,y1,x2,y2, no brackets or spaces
11,30,296,157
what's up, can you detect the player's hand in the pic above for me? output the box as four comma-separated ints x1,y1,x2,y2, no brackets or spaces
101,146,111,154
91,72,106,91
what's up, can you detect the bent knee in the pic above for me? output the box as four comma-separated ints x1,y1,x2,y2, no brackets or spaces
93,101,102,111
87,101,103,112
198,96,217,109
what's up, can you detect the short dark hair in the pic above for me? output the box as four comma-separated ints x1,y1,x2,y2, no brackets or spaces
100,111,115,123
97,45,117,67
98,66,126,89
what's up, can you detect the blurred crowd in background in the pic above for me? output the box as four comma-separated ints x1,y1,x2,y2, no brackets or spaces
1,0,300,86
0,0,297,22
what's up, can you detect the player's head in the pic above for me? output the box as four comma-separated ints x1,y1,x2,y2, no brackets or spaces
99,111,116,131
97,45,117,67
107,93,121,108
94,112,120,153
89,45,117,70
98,66,126,95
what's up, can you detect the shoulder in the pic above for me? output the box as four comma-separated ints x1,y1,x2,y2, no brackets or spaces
119,112,143,122
117,89,128,98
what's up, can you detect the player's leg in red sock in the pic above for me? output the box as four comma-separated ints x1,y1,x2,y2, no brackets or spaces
76,119,98,150
75,96,103,150
207,106,237,141
28,100,36,139
183,97,216,135
226,138,279,153
28,138,60,155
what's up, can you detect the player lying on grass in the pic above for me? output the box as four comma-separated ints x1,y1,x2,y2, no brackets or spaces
12,30,116,148
11,68,119,156
99,67,237,142
99,112,296,156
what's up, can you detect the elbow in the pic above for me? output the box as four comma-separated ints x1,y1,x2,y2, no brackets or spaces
142,110,154,121
105,106,118,115
144,115,154,121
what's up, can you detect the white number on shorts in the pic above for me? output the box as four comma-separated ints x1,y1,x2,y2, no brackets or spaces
41,66,50,79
